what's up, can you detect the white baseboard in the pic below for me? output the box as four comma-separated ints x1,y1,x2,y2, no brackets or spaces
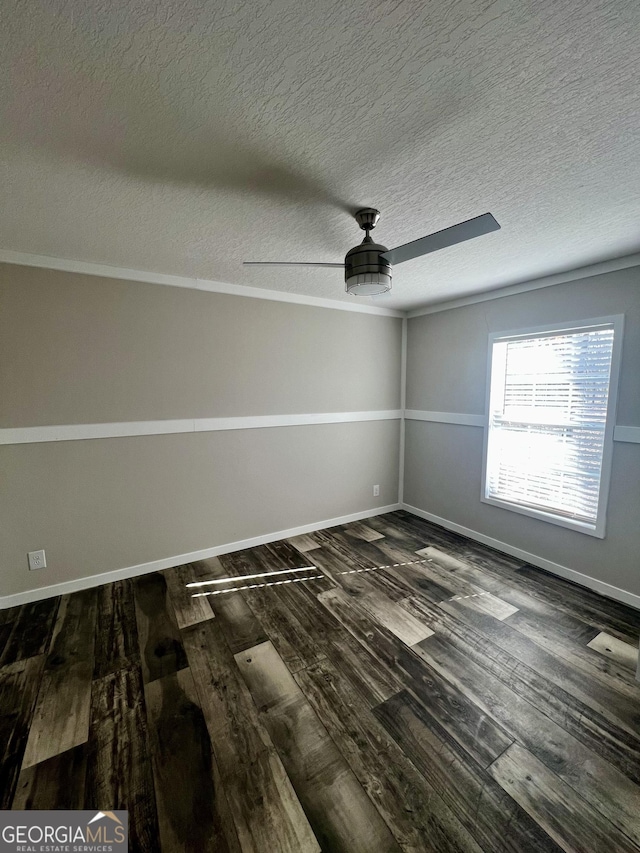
0,504,401,609
402,503,640,612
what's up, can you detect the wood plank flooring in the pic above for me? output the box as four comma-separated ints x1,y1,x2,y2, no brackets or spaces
1,510,639,852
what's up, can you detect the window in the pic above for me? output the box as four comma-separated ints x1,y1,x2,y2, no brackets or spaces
482,317,623,537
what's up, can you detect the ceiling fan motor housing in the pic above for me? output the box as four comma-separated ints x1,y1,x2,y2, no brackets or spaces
344,237,392,295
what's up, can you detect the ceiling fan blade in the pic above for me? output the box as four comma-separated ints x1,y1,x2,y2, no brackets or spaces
243,261,344,267
380,212,500,266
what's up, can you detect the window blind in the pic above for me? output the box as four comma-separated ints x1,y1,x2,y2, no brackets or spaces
485,325,615,527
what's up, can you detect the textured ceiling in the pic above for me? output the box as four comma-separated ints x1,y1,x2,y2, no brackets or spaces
1,0,639,310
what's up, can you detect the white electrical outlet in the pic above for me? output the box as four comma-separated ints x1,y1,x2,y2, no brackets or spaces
373,485,380,496
28,549,47,570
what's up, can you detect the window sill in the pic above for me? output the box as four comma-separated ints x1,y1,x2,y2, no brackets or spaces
481,495,605,538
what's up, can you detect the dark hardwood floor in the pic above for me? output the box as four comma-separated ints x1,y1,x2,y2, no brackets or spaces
2,510,640,852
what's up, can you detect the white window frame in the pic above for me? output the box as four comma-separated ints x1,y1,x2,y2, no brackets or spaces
481,315,624,538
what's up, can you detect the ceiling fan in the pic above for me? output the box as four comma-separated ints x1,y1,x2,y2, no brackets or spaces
244,208,500,296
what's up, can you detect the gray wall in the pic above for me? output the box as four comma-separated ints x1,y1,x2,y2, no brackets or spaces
0,265,401,426
404,268,640,597
0,263,402,599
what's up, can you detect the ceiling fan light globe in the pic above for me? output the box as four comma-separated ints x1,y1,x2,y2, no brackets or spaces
345,272,392,296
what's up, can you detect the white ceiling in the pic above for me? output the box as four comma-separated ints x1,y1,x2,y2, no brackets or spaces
1,0,639,310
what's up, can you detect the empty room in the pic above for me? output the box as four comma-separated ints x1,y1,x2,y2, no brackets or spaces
1,1,639,851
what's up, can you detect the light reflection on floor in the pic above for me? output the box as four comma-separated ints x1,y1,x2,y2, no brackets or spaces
186,566,318,588
191,574,325,597
186,556,439,598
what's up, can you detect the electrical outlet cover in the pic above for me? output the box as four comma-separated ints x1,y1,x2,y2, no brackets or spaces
28,549,47,570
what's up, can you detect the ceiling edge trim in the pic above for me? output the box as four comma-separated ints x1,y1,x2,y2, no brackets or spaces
407,252,640,318
0,249,404,318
